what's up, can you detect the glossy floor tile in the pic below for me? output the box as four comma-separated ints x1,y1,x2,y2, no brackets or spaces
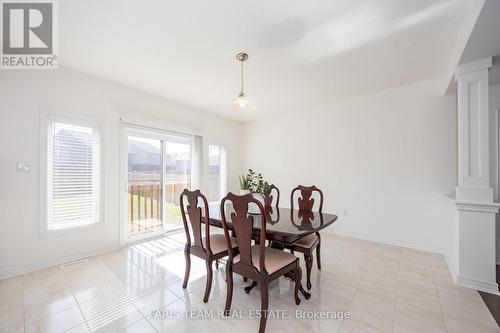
1,231,498,332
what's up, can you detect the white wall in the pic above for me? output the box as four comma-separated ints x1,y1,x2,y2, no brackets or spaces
0,68,243,277
244,78,457,253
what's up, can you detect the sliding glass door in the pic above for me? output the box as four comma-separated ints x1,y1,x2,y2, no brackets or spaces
163,136,191,231
125,128,193,241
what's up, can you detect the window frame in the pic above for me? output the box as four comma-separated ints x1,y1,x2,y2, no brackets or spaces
120,123,201,243
205,139,228,203
40,108,105,238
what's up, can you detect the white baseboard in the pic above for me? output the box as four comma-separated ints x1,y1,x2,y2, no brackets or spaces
0,245,120,280
456,275,500,295
443,252,458,284
325,228,445,254
443,251,499,295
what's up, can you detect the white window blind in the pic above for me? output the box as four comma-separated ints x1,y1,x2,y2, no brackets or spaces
47,119,101,230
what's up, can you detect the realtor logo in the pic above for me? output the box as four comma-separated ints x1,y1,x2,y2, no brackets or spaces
1,0,57,69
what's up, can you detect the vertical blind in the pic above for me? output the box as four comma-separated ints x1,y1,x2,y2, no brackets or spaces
47,119,101,230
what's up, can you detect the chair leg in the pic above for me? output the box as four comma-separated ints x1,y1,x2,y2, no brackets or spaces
203,259,213,303
291,249,294,255
215,259,219,269
182,246,191,289
244,281,257,294
316,236,322,270
259,283,269,333
294,266,302,305
224,263,233,315
304,254,313,290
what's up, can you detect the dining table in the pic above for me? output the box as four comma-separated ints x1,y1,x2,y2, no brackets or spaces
204,204,338,299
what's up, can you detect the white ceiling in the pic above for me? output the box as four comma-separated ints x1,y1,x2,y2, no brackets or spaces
59,0,473,122
458,0,500,86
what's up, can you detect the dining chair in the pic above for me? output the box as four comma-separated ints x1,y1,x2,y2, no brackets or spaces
286,185,324,290
180,189,238,303
263,184,280,208
221,192,302,333
262,184,281,244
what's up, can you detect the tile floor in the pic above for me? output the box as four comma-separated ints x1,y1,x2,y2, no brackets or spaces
1,231,499,333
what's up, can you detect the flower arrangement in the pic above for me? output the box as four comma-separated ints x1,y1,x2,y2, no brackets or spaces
239,169,269,194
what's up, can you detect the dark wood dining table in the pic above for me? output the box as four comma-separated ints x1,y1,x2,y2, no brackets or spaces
204,204,338,299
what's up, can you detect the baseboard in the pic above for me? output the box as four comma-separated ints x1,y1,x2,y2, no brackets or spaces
439,251,499,295
0,245,120,280
443,252,458,283
325,229,445,254
456,275,500,295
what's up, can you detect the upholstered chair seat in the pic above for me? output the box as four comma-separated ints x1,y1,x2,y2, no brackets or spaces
292,233,319,249
234,246,297,273
203,234,238,255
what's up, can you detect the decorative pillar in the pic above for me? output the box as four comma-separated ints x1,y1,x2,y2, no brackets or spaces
451,57,500,294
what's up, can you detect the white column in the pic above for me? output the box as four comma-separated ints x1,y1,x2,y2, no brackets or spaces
451,57,500,295
455,57,493,202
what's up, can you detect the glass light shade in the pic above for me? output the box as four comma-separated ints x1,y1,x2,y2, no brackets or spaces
233,95,249,108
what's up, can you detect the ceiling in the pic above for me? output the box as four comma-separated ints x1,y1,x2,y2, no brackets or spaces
59,0,473,122
458,0,500,86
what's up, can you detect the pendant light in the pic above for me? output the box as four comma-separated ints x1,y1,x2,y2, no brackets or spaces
233,52,250,108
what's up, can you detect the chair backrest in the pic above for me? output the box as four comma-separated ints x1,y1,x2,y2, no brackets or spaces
290,185,324,213
263,184,280,208
220,192,268,274
265,206,280,224
180,189,212,253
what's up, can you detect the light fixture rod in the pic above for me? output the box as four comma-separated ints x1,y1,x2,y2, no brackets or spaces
240,59,244,96
236,52,248,97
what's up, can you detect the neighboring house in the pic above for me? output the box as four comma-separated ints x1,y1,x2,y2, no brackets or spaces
127,140,191,180
127,140,161,172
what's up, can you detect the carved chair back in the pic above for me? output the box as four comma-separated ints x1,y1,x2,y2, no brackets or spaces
263,184,280,208
290,185,324,213
180,189,212,253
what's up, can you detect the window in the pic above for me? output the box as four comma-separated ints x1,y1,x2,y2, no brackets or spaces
207,144,226,202
44,115,101,232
